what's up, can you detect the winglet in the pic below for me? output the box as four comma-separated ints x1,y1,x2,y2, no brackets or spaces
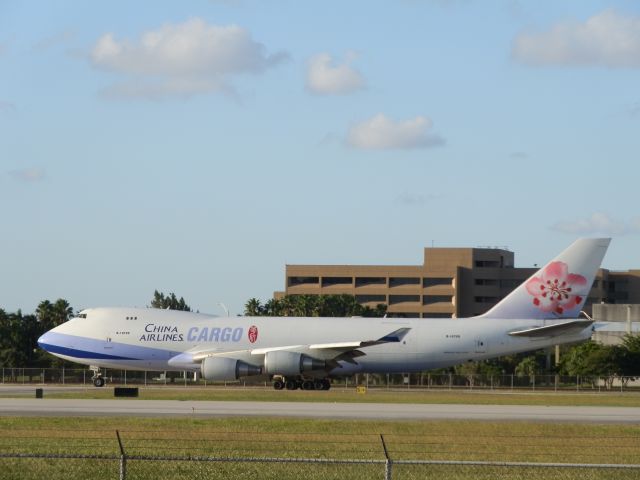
377,328,411,343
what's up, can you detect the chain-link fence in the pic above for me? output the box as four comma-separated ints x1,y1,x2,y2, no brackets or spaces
1,429,639,479
1,367,639,392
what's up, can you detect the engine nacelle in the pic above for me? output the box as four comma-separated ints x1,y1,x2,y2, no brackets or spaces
200,357,262,381
263,351,326,376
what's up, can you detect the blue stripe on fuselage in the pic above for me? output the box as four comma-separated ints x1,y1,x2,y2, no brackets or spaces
38,342,139,360
37,331,180,362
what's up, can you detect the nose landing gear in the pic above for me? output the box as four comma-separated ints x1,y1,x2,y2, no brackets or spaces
89,366,105,387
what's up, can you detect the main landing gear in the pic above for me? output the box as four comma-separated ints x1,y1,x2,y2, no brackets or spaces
90,366,105,387
272,377,331,391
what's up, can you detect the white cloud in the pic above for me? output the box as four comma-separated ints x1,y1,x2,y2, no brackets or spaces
347,113,445,150
512,10,640,67
9,168,46,182
90,18,288,99
306,52,365,95
551,212,640,236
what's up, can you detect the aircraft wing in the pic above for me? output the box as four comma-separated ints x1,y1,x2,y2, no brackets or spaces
508,319,593,338
185,327,411,365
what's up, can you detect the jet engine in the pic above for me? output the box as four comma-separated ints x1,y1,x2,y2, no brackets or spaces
200,357,262,381
263,351,326,376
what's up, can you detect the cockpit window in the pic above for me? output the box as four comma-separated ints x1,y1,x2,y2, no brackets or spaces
77,313,87,319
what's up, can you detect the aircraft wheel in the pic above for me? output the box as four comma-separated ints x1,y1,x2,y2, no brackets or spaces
93,377,105,388
302,380,314,390
321,379,331,391
273,380,284,390
313,380,324,391
285,380,298,390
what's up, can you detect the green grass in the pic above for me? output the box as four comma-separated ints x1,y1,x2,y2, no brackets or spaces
33,385,640,407
0,417,639,479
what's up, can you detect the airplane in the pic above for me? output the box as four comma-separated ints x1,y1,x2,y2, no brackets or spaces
39,238,611,390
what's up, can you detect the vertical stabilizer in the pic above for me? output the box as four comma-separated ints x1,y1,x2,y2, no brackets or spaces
480,238,610,319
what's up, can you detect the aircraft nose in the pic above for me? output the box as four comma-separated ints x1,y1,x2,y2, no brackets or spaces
37,331,54,352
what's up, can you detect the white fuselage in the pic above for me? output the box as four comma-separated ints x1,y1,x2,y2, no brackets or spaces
38,307,592,375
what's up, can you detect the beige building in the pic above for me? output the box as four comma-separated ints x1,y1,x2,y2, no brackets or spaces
591,304,640,345
275,246,640,319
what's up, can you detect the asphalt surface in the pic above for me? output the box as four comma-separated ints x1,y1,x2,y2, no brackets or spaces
1,397,639,423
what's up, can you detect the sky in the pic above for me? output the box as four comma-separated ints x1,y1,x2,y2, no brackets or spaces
1,0,640,315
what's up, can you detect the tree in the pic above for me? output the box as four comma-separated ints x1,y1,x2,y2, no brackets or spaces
150,291,191,311
559,340,623,389
243,295,387,318
515,356,539,379
615,334,640,380
244,298,264,316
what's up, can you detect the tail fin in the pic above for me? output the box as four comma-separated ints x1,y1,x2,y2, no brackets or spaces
480,238,610,319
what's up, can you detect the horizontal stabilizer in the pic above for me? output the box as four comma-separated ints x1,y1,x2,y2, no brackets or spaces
508,319,593,338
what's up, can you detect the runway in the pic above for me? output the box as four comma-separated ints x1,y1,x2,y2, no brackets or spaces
1,398,639,423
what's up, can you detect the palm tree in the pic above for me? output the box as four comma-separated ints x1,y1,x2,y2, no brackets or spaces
52,299,73,327
244,298,263,316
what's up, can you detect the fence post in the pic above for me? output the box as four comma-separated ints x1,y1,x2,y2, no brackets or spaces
116,430,126,480
380,434,392,480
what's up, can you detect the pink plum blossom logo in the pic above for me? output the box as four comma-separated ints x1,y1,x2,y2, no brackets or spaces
248,325,258,343
525,261,587,315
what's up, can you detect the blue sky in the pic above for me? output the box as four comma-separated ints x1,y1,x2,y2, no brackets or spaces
1,0,640,314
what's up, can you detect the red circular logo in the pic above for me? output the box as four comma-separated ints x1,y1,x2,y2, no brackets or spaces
248,325,258,343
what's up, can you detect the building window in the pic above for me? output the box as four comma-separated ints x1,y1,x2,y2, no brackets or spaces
355,277,386,287
355,294,386,304
474,296,499,303
389,277,420,287
475,260,500,268
321,277,353,287
475,279,498,286
500,279,521,289
389,295,420,304
387,312,420,318
423,295,453,305
288,276,319,287
423,277,452,287
424,313,454,319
